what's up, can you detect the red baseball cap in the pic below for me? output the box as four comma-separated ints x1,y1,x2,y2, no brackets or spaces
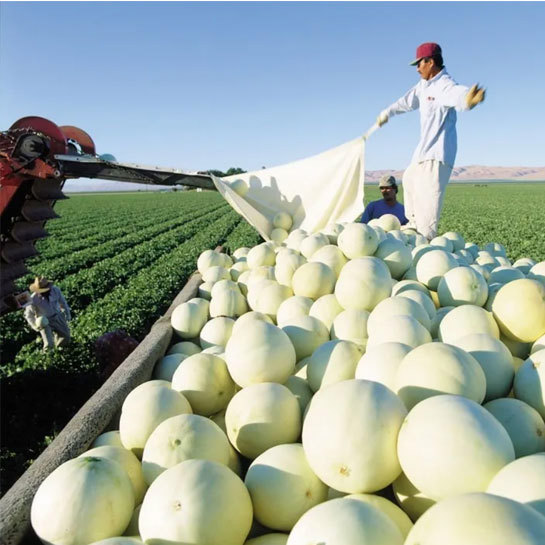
409,42,442,65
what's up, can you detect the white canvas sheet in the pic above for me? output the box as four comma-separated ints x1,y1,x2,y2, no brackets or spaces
211,136,366,240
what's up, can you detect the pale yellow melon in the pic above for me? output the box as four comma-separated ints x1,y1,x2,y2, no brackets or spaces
438,304,499,344
302,380,407,493
374,238,412,279
330,308,370,348
337,222,379,259
513,349,545,418
492,279,545,343
308,294,344,330
244,443,328,531
225,383,301,459
139,459,252,545
437,266,488,307
291,262,336,300
281,315,330,361
141,413,230,484
404,492,545,545
392,471,436,522
276,296,313,327
397,395,515,501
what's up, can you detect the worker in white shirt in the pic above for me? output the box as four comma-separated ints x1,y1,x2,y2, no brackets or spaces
376,42,485,240
24,276,71,351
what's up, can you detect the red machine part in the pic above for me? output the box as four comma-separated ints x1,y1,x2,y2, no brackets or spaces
0,116,73,314
60,125,96,156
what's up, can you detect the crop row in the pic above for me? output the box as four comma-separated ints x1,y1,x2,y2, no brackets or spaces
33,200,225,279
39,192,221,253
0,204,231,363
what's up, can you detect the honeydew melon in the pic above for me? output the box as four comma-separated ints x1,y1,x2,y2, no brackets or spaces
299,233,329,259
270,228,288,243
449,333,514,401
274,252,306,287
141,413,230,484
415,249,458,291
528,261,545,285
395,289,436,321
429,306,454,339
330,308,370,348
119,380,192,458
171,353,236,416
430,235,454,253
273,211,293,231
253,282,293,320
390,279,430,297
513,257,537,275
152,353,184,384
334,257,392,311
286,496,404,545
437,265,488,307
488,266,525,285
492,279,545,343
532,334,545,354
232,310,274,334
245,535,288,545
302,379,407,493
230,260,249,281
404,492,545,545
244,443,328,531
367,296,431,337
291,262,336,300
225,320,296,386
202,265,230,283
438,304,500,344
366,314,431,349
486,453,545,517
276,296,313,327
483,398,545,457
139,459,253,545
197,249,224,275
513,349,545,418
442,231,465,251
199,317,235,349
377,213,401,232
306,339,361,392
308,294,344,330
392,471,436,522
31,456,134,545
285,229,308,251
92,430,124,449
347,493,413,539
225,382,301,459
233,246,250,260
171,301,207,339
355,342,412,392
168,341,201,357
394,342,487,410
283,375,313,415
309,244,347,277
281,315,330,361
336,222,379,259
79,446,147,505
247,243,276,269
374,238,412,279
397,395,515,501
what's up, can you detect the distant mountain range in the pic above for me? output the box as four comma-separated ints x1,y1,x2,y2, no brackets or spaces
365,165,545,183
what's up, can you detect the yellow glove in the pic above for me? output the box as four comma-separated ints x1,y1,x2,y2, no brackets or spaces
466,84,486,110
377,111,389,127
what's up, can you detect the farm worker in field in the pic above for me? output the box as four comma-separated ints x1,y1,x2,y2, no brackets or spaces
24,276,71,351
360,175,408,225
376,42,485,240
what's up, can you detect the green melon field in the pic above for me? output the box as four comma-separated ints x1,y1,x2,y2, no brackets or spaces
1,182,544,494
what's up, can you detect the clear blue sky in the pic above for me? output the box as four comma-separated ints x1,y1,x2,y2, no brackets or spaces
2,1,544,186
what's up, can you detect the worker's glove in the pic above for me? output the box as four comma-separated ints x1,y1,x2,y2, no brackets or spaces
466,84,486,110
377,112,389,127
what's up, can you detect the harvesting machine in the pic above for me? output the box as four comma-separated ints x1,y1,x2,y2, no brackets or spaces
0,116,216,315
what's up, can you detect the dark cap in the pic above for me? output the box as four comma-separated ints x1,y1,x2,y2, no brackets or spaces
410,42,442,66
379,175,397,188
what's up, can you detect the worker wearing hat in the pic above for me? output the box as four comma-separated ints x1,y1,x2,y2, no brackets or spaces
376,42,485,239
24,276,71,351
360,174,408,225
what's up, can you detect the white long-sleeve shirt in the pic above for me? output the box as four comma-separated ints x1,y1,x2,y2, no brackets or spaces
381,69,470,168
24,286,71,330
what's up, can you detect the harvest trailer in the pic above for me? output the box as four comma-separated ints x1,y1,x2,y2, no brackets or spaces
0,115,216,315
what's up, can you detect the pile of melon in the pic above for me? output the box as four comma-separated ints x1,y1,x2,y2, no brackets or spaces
31,212,545,545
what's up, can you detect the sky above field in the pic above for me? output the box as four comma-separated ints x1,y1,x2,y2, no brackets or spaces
1,1,544,191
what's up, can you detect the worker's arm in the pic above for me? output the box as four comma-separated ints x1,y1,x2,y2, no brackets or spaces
437,77,485,111
377,85,420,126
24,305,40,331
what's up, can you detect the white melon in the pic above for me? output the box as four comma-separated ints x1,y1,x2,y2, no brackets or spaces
273,211,293,231
415,249,458,291
199,317,235,349
330,308,370,348
225,383,301,459
394,342,487,410
513,349,545,418
171,353,236,416
374,238,412,279
438,304,500,344
366,314,431,350
276,296,313,327
302,380,407,493
310,244,347,277
282,315,330,361
244,443,328,531
397,395,515,500
139,459,252,545
141,413,230,484
337,222,379,259
225,320,296,386
152,353,187,382
291,262,336,300
247,243,276,269
437,265,488,307
308,294,344,330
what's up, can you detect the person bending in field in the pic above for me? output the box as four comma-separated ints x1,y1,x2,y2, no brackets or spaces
360,175,408,225
376,42,485,240
24,276,71,352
